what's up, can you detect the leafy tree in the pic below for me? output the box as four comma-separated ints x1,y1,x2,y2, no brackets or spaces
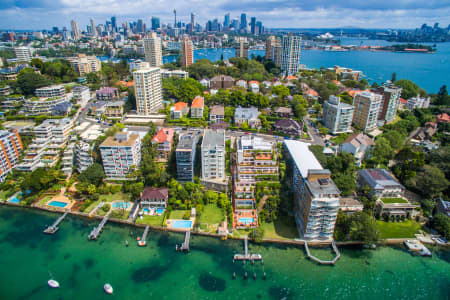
395,79,423,99
249,227,264,242
271,85,290,99
204,190,218,204
13,68,50,96
434,85,450,106
381,130,405,150
391,72,397,82
432,213,450,240
408,165,449,196
349,212,380,244
338,92,353,105
370,137,394,166
393,146,425,182
78,163,105,186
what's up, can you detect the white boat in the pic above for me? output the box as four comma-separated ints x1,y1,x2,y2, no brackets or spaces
48,280,59,288
404,240,432,256
104,283,113,294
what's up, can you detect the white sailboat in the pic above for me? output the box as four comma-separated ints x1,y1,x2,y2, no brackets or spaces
48,280,59,288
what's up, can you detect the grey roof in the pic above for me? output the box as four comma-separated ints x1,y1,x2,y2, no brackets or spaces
177,132,200,150
358,169,404,190
235,106,259,119
202,130,225,147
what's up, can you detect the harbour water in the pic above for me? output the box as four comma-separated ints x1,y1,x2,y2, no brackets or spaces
0,206,449,299
159,38,450,93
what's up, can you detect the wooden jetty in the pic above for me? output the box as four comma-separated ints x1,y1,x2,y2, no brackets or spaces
88,214,110,240
138,225,150,246
179,230,191,252
304,241,341,265
233,236,263,261
44,210,70,234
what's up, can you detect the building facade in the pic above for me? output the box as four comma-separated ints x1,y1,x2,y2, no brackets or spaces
68,54,101,76
96,87,119,101
201,130,225,180
176,131,200,182
100,132,142,180
284,140,340,240
191,96,204,119
280,34,302,75
143,32,163,67
181,38,194,67
133,67,163,115
352,91,382,132
322,95,354,134
0,130,23,183
375,83,402,124
14,47,32,62
152,127,174,161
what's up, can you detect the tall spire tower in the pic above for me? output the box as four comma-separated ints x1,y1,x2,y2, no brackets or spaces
173,9,177,28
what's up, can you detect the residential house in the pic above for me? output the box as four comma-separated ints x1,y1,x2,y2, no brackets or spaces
96,87,119,101
357,169,405,199
209,105,225,122
274,119,302,136
140,187,169,209
249,81,259,93
151,127,174,161
210,75,234,90
191,96,204,119
340,133,375,166
234,106,260,128
170,102,189,119
436,113,450,124
273,107,293,118
199,78,210,88
236,80,248,89
412,122,438,141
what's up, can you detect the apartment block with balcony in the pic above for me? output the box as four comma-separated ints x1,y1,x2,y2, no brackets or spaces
352,91,382,132
68,54,102,76
100,132,142,180
35,85,65,98
0,130,23,183
72,85,91,103
284,140,340,240
375,83,402,124
61,142,75,176
322,95,354,134
75,140,94,173
176,131,200,182
201,130,225,180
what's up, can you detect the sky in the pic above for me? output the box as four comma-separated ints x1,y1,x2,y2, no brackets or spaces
1,0,450,30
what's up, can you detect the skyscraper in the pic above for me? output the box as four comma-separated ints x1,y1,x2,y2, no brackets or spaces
224,13,230,27
90,19,97,37
256,21,263,35
280,34,302,75
151,17,160,30
70,20,81,41
181,37,194,67
190,13,196,33
250,17,256,35
133,66,163,115
143,32,163,67
352,91,382,132
240,13,247,31
111,16,117,31
137,19,144,33
235,39,249,58
265,35,276,59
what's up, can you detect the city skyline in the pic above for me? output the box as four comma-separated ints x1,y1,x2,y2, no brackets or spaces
1,0,450,30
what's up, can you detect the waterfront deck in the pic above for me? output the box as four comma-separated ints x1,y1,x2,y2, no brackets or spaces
233,236,263,261
43,210,70,234
179,230,191,252
88,213,110,240
138,225,150,246
304,241,341,265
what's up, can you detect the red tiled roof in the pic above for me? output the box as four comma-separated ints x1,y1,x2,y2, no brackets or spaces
437,113,450,123
400,98,407,104
152,128,168,143
286,75,297,80
191,96,204,108
141,187,169,200
173,101,188,111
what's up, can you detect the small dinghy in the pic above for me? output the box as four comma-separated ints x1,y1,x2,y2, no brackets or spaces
104,283,113,294
48,280,59,288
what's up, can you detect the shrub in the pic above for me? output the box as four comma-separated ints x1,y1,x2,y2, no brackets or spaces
183,211,191,220
102,204,111,213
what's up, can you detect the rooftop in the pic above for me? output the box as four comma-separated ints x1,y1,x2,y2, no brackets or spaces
358,169,404,190
191,96,204,108
177,131,200,150
100,132,140,147
141,187,169,200
284,140,323,178
202,129,225,147
210,105,224,115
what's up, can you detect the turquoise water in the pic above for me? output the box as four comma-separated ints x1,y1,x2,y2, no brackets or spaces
8,197,20,203
48,201,68,208
112,201,130,209
239,218,255,225
1,206,448,299
156,208,165,214
172,220,193,229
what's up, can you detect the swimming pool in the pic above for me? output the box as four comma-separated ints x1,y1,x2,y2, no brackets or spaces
156,208,165,214
172,220,192,229
48,201,68,208
8,197,20,203
112,201,130,209
239,218,254,225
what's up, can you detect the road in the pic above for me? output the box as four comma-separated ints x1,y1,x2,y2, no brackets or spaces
303,115,325,146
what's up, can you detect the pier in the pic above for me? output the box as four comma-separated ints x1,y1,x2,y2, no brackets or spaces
179,231,191,252
304,241,341,265
88,213,110,240
138,225,150,246
44,210,70,234
233,236,263,261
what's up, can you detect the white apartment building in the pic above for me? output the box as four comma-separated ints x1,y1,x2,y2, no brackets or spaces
100,132,142,180
160,69,189,79
72,85,91,103
61,142,75,176
17,118,73,172
143,32,163,67
0,130,23,183
352,91,382,132
376,83,403,124
201,130,225,180
22,96,68,116
133,67,163,115
406,95,431,110
14,47,32,62
322,95,354,134
71,19,81,40
35,85,65,98
75,140,94,173
68,54,102,76
280,34,302,76
284,140,340,240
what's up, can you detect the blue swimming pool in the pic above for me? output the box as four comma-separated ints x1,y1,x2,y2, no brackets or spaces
239,218,254,225
112,201,130,209
172,220,192,229
156,208,165,214
8,197,20,203
48,201,68,208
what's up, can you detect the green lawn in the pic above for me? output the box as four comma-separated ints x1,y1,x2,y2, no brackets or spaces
110,210,129,220
83,199,102,213
99,192,130,202
381,198,409,204
198,204,224,224
170,210,189,219
136,214,165,226
38,195,54,205
0,188,16,202
330,133,350,145
376,220,421,239
261,218,298,240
